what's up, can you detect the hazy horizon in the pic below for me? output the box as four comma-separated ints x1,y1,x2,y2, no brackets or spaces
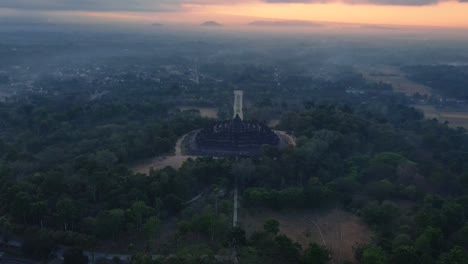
2,0,468,29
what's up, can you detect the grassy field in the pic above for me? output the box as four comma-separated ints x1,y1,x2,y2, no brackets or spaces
240,207,371,263
413,105,468,129
358,65,432,96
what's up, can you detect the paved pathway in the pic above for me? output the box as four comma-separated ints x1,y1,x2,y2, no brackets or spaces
233,188,239,227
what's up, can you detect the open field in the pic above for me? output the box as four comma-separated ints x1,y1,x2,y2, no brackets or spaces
413,104,468,129
240,207,371,263
358,65,432,96
178,106,219,119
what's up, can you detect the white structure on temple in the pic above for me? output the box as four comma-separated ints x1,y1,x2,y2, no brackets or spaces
233,90,243,120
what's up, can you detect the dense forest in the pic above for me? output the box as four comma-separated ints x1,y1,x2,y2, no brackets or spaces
241,102,468,263
2,65,468,264
0,94,468,263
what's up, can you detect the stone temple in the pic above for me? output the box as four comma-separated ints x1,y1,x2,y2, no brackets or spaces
186,90,282,156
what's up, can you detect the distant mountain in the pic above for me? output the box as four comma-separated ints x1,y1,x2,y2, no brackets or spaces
201,21,222,27
360,25,398,30
248,20,322,27
151,23,164,26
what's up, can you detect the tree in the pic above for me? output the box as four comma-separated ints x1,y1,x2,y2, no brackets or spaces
31,201,47,228
162,194,184,214
274,234,302,263
304,178,334,208
96,209,125,239
361,246,387,264
0,216,13,240
438,246,468,264
56,197,79,231
128,201,154,231
93,150,118,169
187,210,227,241
11,191,31,224
231,159,255,188
366,180,395,202
453,223,468,248
21,235,55,260
361,201,400,226
227,226,246,247
63,248,88,264
144,216,161,240
391,246,419,264
131,253,152,264
392,234,412,249
263,219,280,235
441,201,464,233
415,226,443,258
303,243,330,264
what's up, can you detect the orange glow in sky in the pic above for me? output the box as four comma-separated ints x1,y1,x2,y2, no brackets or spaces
48,1,468,28
185,1,468,28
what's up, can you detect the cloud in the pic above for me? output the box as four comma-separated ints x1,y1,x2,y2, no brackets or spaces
0,0,182,12
0,0,467,13
353,0,439,4
266,0,467,5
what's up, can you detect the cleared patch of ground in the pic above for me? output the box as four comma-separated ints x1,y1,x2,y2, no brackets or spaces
413,104,468,129
132,156,193,175
178,106,219,119
131,134,197,174
358,65,432,96
240,207,371,263
269,119,280,128
275,130,297,148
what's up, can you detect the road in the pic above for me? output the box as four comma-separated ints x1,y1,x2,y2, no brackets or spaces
233,188,239,227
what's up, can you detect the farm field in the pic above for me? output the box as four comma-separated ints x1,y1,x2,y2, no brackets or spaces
358,65,433,96
413,104,468,129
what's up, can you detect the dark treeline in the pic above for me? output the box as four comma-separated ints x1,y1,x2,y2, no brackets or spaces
404,65,468,99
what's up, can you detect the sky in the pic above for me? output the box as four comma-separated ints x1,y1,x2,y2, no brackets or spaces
1,0,468,28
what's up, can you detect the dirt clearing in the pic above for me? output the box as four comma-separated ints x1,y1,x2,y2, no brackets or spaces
240,207,371,263
130,134,197,174
178,106,219,119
